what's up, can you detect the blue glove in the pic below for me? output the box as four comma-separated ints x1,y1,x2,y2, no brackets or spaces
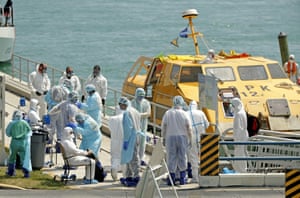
123,141,129,150
76,102,82,109
66,122,77,129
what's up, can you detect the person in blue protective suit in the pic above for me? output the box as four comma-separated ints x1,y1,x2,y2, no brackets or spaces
61,127,98,184
48,91,80,141
231,97,249,173
117,96,141,187
186,100,209,183
77,84,102,127
161,95,192,186
6,110,32,178
27,98,41,126
131,88,151,166
74,113,102,157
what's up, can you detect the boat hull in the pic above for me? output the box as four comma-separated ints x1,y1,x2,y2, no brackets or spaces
0,26,15,62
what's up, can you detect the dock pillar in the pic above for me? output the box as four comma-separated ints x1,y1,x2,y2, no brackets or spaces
278,32,289,67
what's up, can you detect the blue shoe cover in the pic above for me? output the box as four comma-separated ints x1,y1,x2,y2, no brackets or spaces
124,177,137,187
120,177,126,184
140,160,147,166
23,168,30,178
83,179,98,184
6,164,15,176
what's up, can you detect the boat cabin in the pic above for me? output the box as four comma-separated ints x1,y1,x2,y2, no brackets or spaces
122,9,300,134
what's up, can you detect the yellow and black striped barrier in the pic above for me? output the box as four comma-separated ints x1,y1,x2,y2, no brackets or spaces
200,134,220,176
285,169,300,198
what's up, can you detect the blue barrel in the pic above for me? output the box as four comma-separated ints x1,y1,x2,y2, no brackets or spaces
20,97,26,107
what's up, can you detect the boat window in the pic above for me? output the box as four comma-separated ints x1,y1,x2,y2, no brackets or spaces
267,63,287,79
180,66,202,83
171,64,180,83
238,65,267,80
149,59,163,84
205,67,235,81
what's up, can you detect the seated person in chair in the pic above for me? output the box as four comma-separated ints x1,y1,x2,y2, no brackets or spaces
60,127,98,184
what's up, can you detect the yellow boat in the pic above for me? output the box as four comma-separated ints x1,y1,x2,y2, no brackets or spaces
122,9,300,134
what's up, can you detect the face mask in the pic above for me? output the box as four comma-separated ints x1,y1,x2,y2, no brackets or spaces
66,73,72,79
71,97,78,103
88,91,94,96
93,70,100,77
137,96,144,102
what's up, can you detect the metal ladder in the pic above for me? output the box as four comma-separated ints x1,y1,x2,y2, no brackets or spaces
135,141,179,198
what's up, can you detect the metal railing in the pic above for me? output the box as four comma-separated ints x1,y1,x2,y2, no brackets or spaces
219,139,300,172
10,54,164,135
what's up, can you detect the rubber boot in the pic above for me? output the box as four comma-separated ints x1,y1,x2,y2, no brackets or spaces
6,163,15,176
167,172,176,186
187,162,193,178
179,171,186,185
23,168,30,178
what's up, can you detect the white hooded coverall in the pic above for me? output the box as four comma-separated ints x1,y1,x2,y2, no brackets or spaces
231,97,249,173
60,127,96,180
187,101,209,183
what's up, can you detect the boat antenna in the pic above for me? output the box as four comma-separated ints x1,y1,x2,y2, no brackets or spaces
182,9,201,56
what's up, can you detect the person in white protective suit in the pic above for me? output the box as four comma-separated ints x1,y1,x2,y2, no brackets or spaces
59,66,82,94
29,63,51,118
27,98,41,126
44,84,70,153
6,110,32,178
77,84,102,127
161,95,192,186
186,101,209,183
60,127,98,184
112,97,141,187
108,103,125,181
131,88,151,166
48,91,79,141
200,49,215,64
84,65,107,106
74,113,102,157
45,84,70,112
231,97,249,173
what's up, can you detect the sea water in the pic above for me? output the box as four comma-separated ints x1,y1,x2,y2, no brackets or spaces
0,0,299,89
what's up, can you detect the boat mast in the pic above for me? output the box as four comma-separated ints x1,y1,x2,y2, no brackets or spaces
182,9,200,56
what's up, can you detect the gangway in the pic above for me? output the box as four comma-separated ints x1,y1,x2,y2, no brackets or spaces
219,134,300,173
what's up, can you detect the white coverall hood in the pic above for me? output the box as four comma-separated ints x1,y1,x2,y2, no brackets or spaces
62,127,75,141
231,98,243,113
189,100,198,111
30,98,39,111
173,95,185,108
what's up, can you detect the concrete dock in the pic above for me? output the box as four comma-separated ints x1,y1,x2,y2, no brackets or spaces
0,72,286,197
